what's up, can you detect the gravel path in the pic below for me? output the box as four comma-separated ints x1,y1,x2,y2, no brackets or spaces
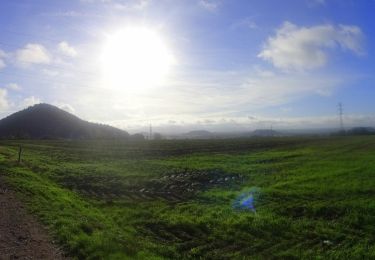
0,176,65,260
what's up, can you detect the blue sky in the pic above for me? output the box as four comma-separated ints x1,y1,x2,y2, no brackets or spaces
0,0,374,133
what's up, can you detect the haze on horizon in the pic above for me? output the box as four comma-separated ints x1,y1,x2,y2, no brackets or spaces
0,0,374,134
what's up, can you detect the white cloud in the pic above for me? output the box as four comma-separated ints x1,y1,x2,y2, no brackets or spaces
15,43,51,66
57,103,75,114
198,0,220,11
20,96,41,108
43,10,89,17
258,22,364,70
112,0,150,10
81,0,150,10
232,17,258,29
307,0,326,6
0,89,9,109
0,60,5,70
42,69,59,77
239,72,340,105
6,83,21,91
58,41,77,57
77,66,349,131
176,70,343,113
0,50,6,70
76,64,369,133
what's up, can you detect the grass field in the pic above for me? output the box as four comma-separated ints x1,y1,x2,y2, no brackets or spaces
1,136,375,259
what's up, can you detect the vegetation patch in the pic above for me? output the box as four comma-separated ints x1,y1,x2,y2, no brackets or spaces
1,136,375,259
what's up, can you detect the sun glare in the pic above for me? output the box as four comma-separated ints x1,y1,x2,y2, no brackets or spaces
101,27,174,91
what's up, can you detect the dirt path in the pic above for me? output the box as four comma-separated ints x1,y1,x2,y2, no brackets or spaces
0,176,65,260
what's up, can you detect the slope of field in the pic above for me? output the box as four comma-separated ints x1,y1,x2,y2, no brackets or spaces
0,136,375,258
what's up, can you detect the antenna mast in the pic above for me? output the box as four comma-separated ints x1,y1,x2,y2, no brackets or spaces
338,102,344,131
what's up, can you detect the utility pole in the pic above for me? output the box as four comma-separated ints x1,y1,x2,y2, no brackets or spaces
338,102,344,132
149,123,153,140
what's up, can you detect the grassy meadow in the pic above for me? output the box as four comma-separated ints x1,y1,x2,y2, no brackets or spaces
1,136,375,259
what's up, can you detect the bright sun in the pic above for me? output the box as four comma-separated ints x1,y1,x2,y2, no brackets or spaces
101,27,174,91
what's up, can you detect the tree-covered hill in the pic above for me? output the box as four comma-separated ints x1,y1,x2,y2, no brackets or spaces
0,103,130,139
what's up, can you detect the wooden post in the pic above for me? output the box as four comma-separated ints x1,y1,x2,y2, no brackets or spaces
18,146,22,163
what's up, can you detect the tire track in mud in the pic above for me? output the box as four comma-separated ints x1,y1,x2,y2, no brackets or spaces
59,169,245,202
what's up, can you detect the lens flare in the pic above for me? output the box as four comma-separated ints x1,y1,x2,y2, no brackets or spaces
233,187,261,212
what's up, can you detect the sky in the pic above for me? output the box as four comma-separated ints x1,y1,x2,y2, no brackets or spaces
0,0,374,134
